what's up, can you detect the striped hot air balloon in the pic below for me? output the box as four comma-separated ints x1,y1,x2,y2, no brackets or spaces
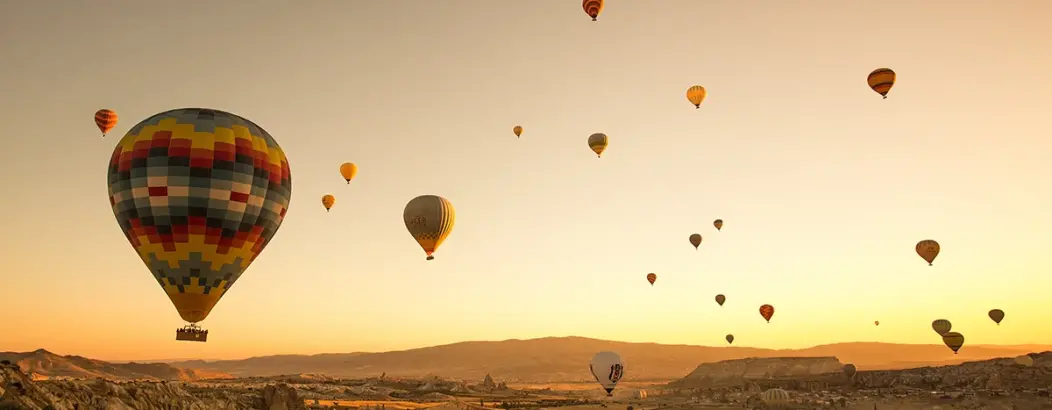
759,304,775,322
686,85,706,108
403,195,456,261
761,388,789,408
94,109,118,137
582,0,604,21
646,273,656,285
588,133,608,157
942,332,965,354
867,68,896,99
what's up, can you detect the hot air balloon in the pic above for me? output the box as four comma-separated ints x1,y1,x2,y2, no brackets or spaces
95,109,118,137
867,68,896,99
842,364,856,378
942,331,965,354
915,240,940,266
339,162,358,184
1014,355,1034,367
513,125,523,138
588,133,608,158
106,108,292,342
725,334,734,344
931,319,952,336
322,194,335,211
403,195,456,261
715,294,726,306
713,219,723,231
988,309,1005,325
874,320,880,326
588,351,624,396
761,388,789,407
689,233,702,250
646,273,656,286
686,85,706,109
759,304,775,323
582,0,604,21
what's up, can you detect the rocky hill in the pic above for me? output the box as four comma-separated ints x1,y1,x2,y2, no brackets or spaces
671,356,844,388
167,336,1047,381
0,349,231,381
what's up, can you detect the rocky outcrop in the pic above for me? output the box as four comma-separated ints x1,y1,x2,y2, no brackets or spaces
671,356,844,388
0,361,304,410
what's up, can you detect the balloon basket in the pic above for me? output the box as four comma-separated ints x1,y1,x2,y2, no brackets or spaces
176,324,208,342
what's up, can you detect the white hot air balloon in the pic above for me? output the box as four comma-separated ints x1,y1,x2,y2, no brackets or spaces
588,351,625,396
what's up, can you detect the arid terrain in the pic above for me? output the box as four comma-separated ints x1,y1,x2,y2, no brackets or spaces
1,337,1051,409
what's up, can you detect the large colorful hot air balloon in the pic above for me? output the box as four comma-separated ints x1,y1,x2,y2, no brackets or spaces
759,304,775,323
95,109,118,137
322,194,336,211
582,0,604,21
686,85,707,109
715,294,726,306
867,68,896,99
339,162,358,184
513,125,523,138
588,351,624,396
725,334,734,344
403,195,456,260
843,364,856,377
915,240,940,266
942,331,965,354
988,309,1005,325
761,389,789,407
713,219,723,231
106,108,292,342
588,133,608,158
646,273,656,286
931,319,952,336
689,233,702,250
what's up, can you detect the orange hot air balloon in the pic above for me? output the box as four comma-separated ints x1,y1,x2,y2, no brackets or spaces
95,109,118,137
759,304,775,323
689,233,702,250
715,294,726,306
646,273,656,286
874,320,880,326
322,194,335,212
713,219,723,231
867,68,896,99
915,239,940,266
513,125,523,138
582,0,604,21
339,162,358,184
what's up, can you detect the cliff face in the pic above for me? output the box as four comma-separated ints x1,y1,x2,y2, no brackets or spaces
671,356,844,387
0,362,304,410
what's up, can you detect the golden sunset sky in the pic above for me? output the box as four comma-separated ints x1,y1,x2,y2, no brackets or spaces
1,1,1050,361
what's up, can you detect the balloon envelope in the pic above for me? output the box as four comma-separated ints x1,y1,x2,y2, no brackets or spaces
588,133,608,157
715,294,726,306
867,68,896,98
916,239,940,265
932,319,952,336
95,109,118,136
513,125,523,137
988,309,1005,324
106,108,292,324
942,332,965,354
713,219,723,231
589,351,624,395
689,233,702,249
646,273,656,285
403,195,456,260
339,163,358,183
725,334,734,344
759,304,775,322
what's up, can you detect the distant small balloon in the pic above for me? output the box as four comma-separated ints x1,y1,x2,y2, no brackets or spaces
988,309,1005,325
759,304,774,323
339,162,358,184
588,133,608,158
513,125,523,138
686,85,707,109
582,0,604,21
725,334,734,344
931,319,952,336
715,294,726,306
874,320,880,326
689,233,702,250
713,219,723,231
322,194,336,212
915,240,940,266
95,109,118,137
646,273,657,286
867,68,896,99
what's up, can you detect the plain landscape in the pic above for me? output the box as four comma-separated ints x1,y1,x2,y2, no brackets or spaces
2,337,1052,409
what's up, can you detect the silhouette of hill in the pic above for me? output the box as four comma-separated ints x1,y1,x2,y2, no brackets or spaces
0,349,231,381
162,336,1048,382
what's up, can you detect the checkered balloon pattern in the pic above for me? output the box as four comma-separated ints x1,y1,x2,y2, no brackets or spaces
106,108,292,323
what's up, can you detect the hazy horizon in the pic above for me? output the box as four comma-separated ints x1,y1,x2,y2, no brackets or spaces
2,0,1051,361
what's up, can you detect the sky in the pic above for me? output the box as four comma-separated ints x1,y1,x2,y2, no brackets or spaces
1,0,1051,362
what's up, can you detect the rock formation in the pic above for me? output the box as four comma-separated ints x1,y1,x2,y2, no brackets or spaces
671,356,844,388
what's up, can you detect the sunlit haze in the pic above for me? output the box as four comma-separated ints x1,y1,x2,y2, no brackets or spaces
1,1,1051,362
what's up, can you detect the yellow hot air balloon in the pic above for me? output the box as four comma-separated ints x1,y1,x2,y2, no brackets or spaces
713,219,723,231
403,195,456,260
942,331,964,354
931,319,952,336
686,85,706,109
339,162,358,184
867,68,896,99
587,133,608,158
689,233,702,250
322,194,336,211
513,125,523,138
916,239,940,265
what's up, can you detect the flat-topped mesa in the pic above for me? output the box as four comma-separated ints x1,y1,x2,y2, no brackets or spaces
671,356,844,387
